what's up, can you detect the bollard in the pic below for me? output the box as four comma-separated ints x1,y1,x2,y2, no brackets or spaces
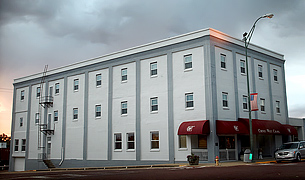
215,156,220,166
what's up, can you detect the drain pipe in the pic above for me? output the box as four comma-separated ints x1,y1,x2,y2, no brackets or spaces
59,147,64,166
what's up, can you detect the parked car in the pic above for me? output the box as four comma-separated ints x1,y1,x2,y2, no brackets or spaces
274,141,305,162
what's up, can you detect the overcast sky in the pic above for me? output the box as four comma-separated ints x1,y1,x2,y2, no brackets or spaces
1,0,304,135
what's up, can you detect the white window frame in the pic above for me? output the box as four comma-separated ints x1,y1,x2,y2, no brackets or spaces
260,98,265,113
21,90,25,101
55,83,60,94
20,117,23,127
150,62,158,77
178,135,187,149
36,87,41,98
240,60,246,74
121,68,127,82
126,132,135,151
54,111,58,122
221,54,226,69
273,69,278,82
222,92,228,108
150,97,158,112
276,101,280,114
150,131,160,150
74,79,79,91
96,74,102,87
185,93,194,109
242,95,248,110
73,108,78,120
14,139,19,152
258,65,263,79
21,139,26,152
95,105,102,118
114,133,122,151
121,101,127,115
184,54,192,70
35,113,39,124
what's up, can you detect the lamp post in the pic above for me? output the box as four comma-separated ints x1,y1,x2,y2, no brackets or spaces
243,13,274,160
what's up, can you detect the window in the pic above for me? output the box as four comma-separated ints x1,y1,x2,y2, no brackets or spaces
273,69,278,82
21,90,25,101
54,111,58,122
127,132,135,150
20,117,23,127
222,92,228,108
96,74,102,87
198,135,207,149
221,54,226,69
242,95,248,110
219,136,235,149
114,133,122,150
151,131,159,149
22,139,26,152
276,101,280,113
240,60,245,74
151,97,158,112
184,54,192,70
258,65,263,78
179,135,187,149
260,98,265,112
73,108,78,120
55,83,59,94
95,105,101,118
74,79,79,91
185,93,194,108
150,62,157,76
121,68,127,82
36,87,41,98
121,101,127,115
14,139,19,151
35,113,39,124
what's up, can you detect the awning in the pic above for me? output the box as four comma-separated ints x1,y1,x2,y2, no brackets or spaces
282,124,298,136
239,118,283,135
177,120,210,135
216,120,249,134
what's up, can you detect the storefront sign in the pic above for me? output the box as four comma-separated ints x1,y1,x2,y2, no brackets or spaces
257,128,280,134
187,126,195,132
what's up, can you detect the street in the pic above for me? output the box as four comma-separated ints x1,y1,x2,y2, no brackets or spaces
1,161,305,180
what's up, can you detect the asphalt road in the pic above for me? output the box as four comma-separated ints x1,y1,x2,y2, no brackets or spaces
1,161,305,180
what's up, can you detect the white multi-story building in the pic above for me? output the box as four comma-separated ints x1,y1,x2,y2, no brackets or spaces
10,28,304,171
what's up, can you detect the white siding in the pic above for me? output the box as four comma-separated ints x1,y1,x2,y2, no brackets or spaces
87,68,109,160
140,55,169,161
66,74,85,160
172,46,205,161
112,62,136,160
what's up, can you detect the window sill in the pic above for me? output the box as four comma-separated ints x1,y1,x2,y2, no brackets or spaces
127,149,135,152
150,75,158,78
121,80,128,84
74,90,79,93
114,149,122,152
223,107,230,110
259,77,264,80
150,111,158,114
96,85,102,88
274,81,279,84
243,109,249,112
95,117,102,120
150,149,160,152
221,68,227,71
72,119,78,122
121,114,128,117
261,111,266,114
241,73,247,76
185,107,194,111
276,113,281,116
178,148,188,151
184,68,193,72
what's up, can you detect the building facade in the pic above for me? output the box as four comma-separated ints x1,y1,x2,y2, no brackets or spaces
10,28,300,171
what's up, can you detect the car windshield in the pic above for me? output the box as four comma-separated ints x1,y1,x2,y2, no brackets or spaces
279,143,298,150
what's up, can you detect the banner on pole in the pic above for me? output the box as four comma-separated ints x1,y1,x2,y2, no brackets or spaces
250,93,258,111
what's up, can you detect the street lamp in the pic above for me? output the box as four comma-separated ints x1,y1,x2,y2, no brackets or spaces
243,13,274,160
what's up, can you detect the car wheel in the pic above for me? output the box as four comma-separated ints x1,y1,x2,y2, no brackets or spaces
296,154,301,162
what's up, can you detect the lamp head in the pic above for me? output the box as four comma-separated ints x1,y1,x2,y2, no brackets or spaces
262,13,274,19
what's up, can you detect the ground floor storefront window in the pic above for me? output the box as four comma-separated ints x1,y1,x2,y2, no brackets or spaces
191,135,208,161
219,136,236,161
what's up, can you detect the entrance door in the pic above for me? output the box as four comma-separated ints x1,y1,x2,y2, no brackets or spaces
47,137,51,159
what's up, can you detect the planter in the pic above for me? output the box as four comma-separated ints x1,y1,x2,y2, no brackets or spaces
188,158,199,165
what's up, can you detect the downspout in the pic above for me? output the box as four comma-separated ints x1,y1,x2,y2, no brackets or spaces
59,147,64,166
